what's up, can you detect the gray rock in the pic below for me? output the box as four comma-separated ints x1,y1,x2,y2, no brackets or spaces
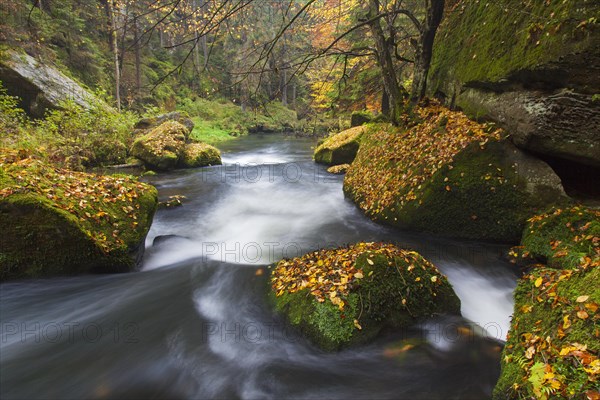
444,86,600,167
0,49,104,117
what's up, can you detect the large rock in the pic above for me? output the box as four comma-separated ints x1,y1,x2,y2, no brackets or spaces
314,126,365,165
270,242,460,351
494,207,600,399
180,143,222,168
0,49,104,118
130,121,189,170
0,149,158,281
134,111,194,134
429,0,600,167
343,105,569,242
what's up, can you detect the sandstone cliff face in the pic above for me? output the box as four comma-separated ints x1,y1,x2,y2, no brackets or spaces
429,0,600,168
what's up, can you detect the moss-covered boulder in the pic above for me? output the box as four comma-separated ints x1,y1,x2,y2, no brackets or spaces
520,206,600,270
130,121,188,170
270,242,460,351
343,104,568,242
179,143,222,168
494,207,600,399
314,126,365,165
429,0,600,167
134,111,194,134
0,149,158,281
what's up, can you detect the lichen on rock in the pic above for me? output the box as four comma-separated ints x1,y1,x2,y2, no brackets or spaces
270,242,460,351
314,125,365,166
0,148,158,280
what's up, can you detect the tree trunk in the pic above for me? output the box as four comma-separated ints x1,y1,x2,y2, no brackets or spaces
108,0,121,111
134,14,142,96
366,0,407,125
381,88,390,117
410,0,444,103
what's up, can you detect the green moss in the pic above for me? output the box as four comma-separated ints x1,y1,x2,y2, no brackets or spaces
493,267,600,399
270,243,460,351
429,0,600,90
0,150,157,280
180,143,222,168
344,106,566,242
314,126,365,165
521,206,600,270
131,121,188,170
494,205,599,398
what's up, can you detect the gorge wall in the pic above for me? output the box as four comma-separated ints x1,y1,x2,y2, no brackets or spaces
428,0,600,195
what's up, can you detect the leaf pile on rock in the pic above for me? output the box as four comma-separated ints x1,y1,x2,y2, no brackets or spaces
343,102,566,241
494,206,600,399
0,148,157,279
270,242,460,350
345,103,502,217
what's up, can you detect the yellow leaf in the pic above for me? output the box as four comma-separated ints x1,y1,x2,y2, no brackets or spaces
366,258,374,265
354,272,364,279
534,277,543,287
353,319,362,330
576,295,589,303
563,315,571,329
430,276,438,283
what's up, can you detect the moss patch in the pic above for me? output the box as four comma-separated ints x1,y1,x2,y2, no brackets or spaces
0,149,157,280
270,242,460,351
429,0,600,90
520,206,600,270
495,206,600,398
343,104,565,242
180,143,222,168
314,126,365,165
130,120,188,170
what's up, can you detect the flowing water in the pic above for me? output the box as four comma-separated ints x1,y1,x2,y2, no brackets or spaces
0,134,518,399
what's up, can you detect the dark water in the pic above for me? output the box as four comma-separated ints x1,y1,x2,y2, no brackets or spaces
0,134,517,399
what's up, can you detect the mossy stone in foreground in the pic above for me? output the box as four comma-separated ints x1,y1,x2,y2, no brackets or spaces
494,206,599,399
493,267,600,399
0,150,157,280
180,143,222,168
314,126,365,166
270,243,460,351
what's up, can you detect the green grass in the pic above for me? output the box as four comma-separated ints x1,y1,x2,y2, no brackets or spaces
189,118,238,145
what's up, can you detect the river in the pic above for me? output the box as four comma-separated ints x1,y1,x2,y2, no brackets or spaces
0,134,518,399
